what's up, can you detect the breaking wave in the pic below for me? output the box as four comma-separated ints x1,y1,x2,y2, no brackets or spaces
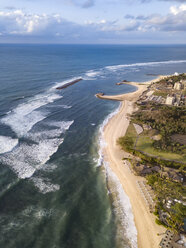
96,104,121,167
0,120,74,180
0,136,18,154
105,60,186,72
96,104,137,248
106,165,138,248
1,93,62,136
84,70,102,80
30,177,60,194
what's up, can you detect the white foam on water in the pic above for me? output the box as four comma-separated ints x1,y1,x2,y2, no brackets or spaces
0,154,36,179
30,177,60,194
47,104,72,109
61,105,72,109
1,92,62,136
2,110,47,137
30,120,74,141
34,208,55,219
39,163,58,172
105,60,186,72
25,120,74,141
96,104,137,247
0,120,74,180
31,138,64,165
106,164,138,248
0,138,64,179
96,104,121,167
47,120,74,131
85,70,101,78
22,206,55,219
0,136,18,154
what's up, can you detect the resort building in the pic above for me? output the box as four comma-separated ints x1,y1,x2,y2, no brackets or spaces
165,95,175,105
174,82,182,90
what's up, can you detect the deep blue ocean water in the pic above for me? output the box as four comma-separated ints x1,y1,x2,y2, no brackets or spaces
0,44,186,248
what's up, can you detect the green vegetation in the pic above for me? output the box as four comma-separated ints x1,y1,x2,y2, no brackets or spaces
146,173,186,232
170,73,186,83
118,122,186,166
155,218,167,227
131,103,186,163
118,74,186,233
153,91,167,97
136,152,184,170
136,135,186,163
158,73,186,85
132,105,186,136
117,123,137,153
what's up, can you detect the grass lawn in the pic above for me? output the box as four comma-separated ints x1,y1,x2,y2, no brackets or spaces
153,91,167,97
136,135,186,163
126,123,137,142
117,123,137,151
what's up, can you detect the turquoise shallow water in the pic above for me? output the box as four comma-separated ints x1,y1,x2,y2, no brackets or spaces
0,44,186,248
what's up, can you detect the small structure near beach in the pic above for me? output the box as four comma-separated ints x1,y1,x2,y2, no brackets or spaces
165,95,175,105
159,230,185,248
174,82,182,90
133,123,143,135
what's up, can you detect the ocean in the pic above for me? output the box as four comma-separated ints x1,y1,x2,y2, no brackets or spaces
0,44,186,248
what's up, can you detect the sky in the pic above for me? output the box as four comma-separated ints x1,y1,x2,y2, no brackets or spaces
0,0,186,44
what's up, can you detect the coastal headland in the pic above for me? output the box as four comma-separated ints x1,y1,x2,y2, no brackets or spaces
96,76,167,248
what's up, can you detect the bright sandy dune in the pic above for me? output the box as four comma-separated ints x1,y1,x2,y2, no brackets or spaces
98,76,167,248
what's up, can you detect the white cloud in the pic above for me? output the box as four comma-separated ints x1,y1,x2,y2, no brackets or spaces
123,3,186,32
69,0,95,8
170,4,186,15
0,5,185,44
85,19,107,25
145,4,186,31
0,10,63,35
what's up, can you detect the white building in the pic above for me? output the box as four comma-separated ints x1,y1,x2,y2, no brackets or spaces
174,82,182,90
165,96,175,105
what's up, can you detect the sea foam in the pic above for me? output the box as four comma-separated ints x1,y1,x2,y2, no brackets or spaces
84,70,102,80
97,105,137,248
105,60,186,72
82,59,186,82
0,120,74,180
1,93,62,136
30,177,60,194
106,165,138,248
96,104,121,167
0,136,18,154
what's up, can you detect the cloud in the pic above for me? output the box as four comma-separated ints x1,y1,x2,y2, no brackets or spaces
69,0,95,8
123,4,186,32
0,5,185,44
81,0,95,8
124,14,148,20
140,0,186,2
124,14,135,19
144,4,186,31
170,3,186,14
4,6,16,10
0,9,110,43
0,10,64,35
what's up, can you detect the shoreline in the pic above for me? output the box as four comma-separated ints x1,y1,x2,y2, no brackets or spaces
99,76,167,248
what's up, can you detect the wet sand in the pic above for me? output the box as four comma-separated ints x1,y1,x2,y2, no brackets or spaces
99,77,166,248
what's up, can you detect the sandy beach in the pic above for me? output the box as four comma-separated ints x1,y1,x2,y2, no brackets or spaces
99,77,166,248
